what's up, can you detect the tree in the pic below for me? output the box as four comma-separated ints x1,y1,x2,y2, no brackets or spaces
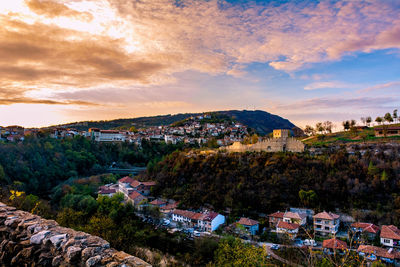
323,121,333,133
393,109,398,123
384,112,393,124
366,116,372,127
350,119,356,128
0,164,6,183
315,122,324,134
304,125,315,136
375,117,383,125
342,121,350,131
360,117,366,126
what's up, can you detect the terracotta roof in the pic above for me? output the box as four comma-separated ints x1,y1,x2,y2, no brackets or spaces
284,211,307,220
160,202,178,211
128,191,146,200
130,180,141,188
237,217,259,226
322,238,348,250
100,130,120,133
351,222,380,234
358,245,400,260
277,221,300,230
119,176,134,183
172,209,201,220
375,126,400,131
314,211,340,220
98,188,116,194
149,199,166,205
269,211,284,218
381,225,400,240
201,212,220,222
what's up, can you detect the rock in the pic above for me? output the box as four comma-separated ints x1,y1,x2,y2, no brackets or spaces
86,255,102,267
113,251,132,261
66,246,82,263
52,255,63,266
30,230,51,245
50,234,67,248
82,246,101,261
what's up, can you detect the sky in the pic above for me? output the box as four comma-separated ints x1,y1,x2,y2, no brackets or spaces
0,0,400,128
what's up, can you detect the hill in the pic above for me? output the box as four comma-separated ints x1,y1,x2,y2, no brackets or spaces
302,124,400,146
53,110,296,135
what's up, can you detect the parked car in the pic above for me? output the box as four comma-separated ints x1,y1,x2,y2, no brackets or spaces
162,219,170,226
304,239,317,246
193,231,201,237
271,244,280,250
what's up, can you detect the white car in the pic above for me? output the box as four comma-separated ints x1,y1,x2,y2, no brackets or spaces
193,231,201,237
303,239,317,246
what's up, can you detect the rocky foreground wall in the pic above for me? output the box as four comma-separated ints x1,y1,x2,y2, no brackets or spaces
0,202,151,267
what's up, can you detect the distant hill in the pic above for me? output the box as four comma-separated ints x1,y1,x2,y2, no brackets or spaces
53,110,297,135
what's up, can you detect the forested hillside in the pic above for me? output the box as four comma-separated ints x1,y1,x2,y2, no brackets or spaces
0,136,189,196
142,149,400,224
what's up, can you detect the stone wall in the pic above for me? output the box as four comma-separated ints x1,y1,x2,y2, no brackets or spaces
222,137,305,153
0,202,151,267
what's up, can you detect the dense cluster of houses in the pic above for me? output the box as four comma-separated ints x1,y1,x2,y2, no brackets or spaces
50,116,248,146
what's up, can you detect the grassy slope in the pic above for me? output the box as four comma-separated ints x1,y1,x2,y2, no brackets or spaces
302,124,400,146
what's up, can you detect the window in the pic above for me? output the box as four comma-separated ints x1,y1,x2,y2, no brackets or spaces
325,226,330,230
316,220,322,223
384,239,391,244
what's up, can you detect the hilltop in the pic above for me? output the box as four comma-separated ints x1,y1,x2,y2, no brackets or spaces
53,110,296,136
301,124,400,146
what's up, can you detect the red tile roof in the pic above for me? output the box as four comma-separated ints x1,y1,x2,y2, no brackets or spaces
238,217,259,226
314,211,340,220
130,180,141,188
149,199,166,206
128,191,145,200
269,212,284,218
277,221,300,230
160,202,178,211
358,245,400,260
98,188,116,194
172,209,201,220
284,211,307,220
141,181,156,186
322,238,348,250
381,225,400,240
351,222,380,234
119,176,134,183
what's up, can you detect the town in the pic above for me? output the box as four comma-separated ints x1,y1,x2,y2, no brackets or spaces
98,173,400,266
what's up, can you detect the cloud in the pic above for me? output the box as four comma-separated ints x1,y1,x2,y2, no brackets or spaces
276,96,397,110
359,81,400,93
25,0,93,20
304,81,355,90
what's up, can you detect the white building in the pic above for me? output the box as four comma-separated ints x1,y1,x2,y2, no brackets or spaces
313,211,340,236
89,128,125,142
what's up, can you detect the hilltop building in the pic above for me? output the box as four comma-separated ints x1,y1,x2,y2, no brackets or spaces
222,129,305,153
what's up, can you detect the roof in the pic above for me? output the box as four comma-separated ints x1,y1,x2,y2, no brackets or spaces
237,217,259,226
284,211,307,220
314,211,340,220
277,221,300,230
98,187,116,194
119,176,134,183
149,199,166,206
375,126,400,131
128,191,146,200
201,211,220,222
351,222,380,234
160,202,178,211
322,238,348,250
172,209,201,220
358,245,400,259
130,180,141,188
269,211,284,218
141,181,156,186
381,225,400,240
100,130,120,133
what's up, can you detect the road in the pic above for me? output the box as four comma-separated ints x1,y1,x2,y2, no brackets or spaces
259,242,304,267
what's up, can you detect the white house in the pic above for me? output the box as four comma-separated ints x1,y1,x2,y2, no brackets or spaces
313,211,340,236
381,225,400,248
283,211,307,226
89,128,125,142
276,221,300,239
197,212,225,232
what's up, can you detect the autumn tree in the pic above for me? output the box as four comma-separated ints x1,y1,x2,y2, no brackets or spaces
304,125,315,136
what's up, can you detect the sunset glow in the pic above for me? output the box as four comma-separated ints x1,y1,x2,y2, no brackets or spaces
1,0,400,127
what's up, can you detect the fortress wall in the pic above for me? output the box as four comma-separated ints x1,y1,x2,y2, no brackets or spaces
0,202,151,267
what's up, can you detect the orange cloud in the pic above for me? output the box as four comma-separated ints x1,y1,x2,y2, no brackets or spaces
25,0,93,20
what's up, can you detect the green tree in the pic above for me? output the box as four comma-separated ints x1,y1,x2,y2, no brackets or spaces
366,116,372,126
0,164,6,183
393,109,398,123
375,116,383,125
384,112,393,124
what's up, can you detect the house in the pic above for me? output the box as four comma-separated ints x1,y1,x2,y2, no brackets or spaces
97,185,117,197
118,176,135,197
351,222,379,241
268,211,284,228
323,238,348,254
128,191,147,207
283,211,307,226
381,225,400,248
171,209,200,227
197,212,225,232
374,126,400,137
89,128,125,142
276,221,300,239
160,202,179,216
118,177,156,197
237,217,259,235
149,199,167,208
313,211,340,236
358,245,400,264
